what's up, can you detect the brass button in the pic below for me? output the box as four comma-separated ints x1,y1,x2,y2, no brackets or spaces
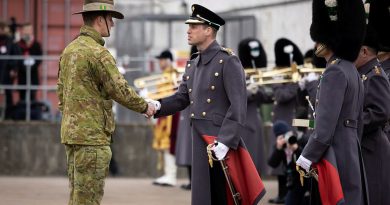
273,101,277,105
186,76,190,80
346,120,349,124
316,99,319,104
219,59,223,64
191,113,194,117
189,88,192,93
207,99,211,103
187,63,191,67
190,101,194,104
211,85,215,90
202,112,206,117
214,72,219,77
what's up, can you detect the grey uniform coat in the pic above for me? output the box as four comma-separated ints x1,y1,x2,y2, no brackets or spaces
242,89,270,176
175,107,192,166
155,40,248,205
359,58,390,205
269,83,299,175
271,83,299,125
301,56,368,205
381,59,390,141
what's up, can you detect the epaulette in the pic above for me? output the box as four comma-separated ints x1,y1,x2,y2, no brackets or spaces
374,66,381,75
221,47,235,56
330,58,340,65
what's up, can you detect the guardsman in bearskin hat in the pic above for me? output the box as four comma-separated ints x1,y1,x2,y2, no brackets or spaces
267,37,303,204
373,0,390,141
296,0,369,204
355,0,390,204
238,38,269,177
58,0,156,204
151,4,266,205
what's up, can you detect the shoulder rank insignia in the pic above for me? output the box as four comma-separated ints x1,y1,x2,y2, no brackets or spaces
374,66,381,75
330,58,339,65
221,47,235,56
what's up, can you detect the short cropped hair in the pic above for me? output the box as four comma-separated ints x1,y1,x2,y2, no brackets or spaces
82,11,107,26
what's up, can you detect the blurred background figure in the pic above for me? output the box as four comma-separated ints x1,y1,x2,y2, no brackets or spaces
267,37,303,204
152,49,180,187
174,46,198,191
0,20,21,119
17,23,42,103
238,37,270,177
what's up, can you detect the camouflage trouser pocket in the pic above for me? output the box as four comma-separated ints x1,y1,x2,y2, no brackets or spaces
103,100,115,134
94,146,112,180
74,146,98,173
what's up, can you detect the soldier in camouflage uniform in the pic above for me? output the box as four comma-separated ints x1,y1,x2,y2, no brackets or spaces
57,0,155,204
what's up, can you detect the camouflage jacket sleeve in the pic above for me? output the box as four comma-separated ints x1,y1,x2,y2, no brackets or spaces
96,51,147,113
57,60,64,112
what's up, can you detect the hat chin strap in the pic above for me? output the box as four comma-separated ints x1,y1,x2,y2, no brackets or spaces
103,14,110,37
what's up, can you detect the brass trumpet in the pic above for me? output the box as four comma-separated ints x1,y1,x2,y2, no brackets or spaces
134,68,183,100
248,63,300,85
246,63,325,85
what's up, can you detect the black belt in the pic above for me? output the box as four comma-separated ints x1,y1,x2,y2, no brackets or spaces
344,119,358,129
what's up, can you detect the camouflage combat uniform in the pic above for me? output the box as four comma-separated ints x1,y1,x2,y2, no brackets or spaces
57,25,147,205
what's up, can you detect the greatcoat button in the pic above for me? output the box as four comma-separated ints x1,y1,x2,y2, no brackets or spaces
202,112,206,117
215,72,219,77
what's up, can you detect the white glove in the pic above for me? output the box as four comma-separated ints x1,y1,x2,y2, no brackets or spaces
298,77,306,90
296,155,312,172
306,72,319,82
145,99,161,110
247,83,259,94
211,142,229,160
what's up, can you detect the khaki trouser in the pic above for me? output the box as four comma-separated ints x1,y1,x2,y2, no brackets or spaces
65,145,111,205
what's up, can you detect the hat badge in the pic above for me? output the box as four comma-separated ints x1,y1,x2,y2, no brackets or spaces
325,0,338,21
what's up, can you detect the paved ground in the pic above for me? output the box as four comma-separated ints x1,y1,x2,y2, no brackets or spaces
0,177,277,205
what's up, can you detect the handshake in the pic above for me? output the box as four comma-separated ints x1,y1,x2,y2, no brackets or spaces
143,99,161,118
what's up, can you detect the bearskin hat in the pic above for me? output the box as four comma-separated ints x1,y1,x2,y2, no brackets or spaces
274,38,304,67
310,0,366,61
238,38,267,68
369,0,390,51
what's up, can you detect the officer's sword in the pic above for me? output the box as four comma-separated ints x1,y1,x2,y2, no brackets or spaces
207,143,241,205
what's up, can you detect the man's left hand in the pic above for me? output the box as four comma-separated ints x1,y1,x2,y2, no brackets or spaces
296,155,312,172
211,142,229,160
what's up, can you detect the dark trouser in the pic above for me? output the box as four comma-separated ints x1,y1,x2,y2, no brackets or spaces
209,161,228,205
65,145,111,205
278,175,288,198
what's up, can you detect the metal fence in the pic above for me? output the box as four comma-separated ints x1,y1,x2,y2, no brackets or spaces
0,55,59,121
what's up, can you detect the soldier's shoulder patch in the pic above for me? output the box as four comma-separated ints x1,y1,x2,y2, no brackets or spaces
221,47,235,56
374,66,381,75
330,58,340,65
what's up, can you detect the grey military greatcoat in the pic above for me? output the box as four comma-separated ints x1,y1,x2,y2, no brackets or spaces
359,58,390,205
301,56,368,205
381,59,390,141
269,82,299,175
155,40,248,205
242,89,270,176
175,107,192,166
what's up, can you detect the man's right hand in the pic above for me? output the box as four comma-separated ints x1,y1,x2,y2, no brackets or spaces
144,102,156,118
